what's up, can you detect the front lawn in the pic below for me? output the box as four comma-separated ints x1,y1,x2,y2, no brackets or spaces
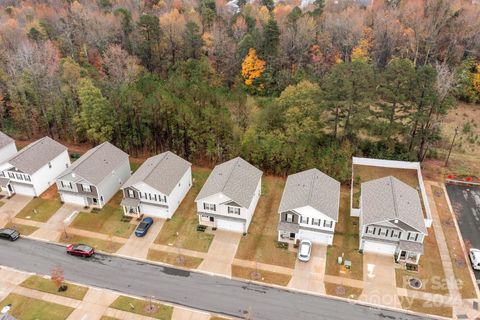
110,296,173,319
231,265,292,286
59,233,123,253
234,175,296,269
147,249,203,269
0,293,74,320
398,296,452,318
432,185,477,299
70,192,135,238
324,282,362,299
325,187,363,280
5,222,39,235
20,275,88,300
16,197,62,222
155,167,214,253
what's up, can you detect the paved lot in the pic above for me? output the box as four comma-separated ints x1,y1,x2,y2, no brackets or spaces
0,238,423,320
288,245,326,293
117,218,165,259
0,194,32,227
445,183,480,283
198,230,241,276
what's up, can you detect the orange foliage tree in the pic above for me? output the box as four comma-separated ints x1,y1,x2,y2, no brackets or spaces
241,48,266,87
351,27,373,62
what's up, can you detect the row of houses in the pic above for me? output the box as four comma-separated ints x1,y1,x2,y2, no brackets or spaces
0,132,429,265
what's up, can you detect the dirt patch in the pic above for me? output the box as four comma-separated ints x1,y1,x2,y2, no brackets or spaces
231,265,292,286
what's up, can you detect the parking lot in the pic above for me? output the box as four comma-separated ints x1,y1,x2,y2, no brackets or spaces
445,183,480,283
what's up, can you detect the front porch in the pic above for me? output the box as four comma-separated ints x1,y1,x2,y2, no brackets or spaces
395,240,423,265
0,177,14,198
121,197,141,217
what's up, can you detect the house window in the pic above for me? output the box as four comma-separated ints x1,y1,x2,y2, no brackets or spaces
323,220,333,228
286,213,294,223
407,232,419,241
0,171,4,177
8,172,14,179
228,206,240,215
128,190,135,198
65,163,69,168
24,175,31,181
300,216,309,224
204,203,216,211
48,162,52,168
16,173,23,180
311,218,321,226
82,184,91,192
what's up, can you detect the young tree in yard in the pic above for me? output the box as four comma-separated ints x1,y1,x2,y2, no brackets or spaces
241,48,266,88
51,265,65,291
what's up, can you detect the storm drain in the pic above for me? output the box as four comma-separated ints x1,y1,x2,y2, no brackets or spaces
409,277,422,289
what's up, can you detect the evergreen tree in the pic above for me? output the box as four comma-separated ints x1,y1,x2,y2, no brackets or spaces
183,21,203,60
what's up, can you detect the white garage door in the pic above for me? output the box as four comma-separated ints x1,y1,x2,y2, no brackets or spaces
298,229,333,245
363,240,397,255
216,218,245,233
61,193,86,206
12,183,35,197
141,203,169,219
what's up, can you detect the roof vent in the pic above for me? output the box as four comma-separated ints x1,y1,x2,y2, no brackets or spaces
394,219,399,223
72,173,76,178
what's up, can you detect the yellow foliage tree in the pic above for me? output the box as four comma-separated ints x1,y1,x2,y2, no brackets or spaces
351,27,373,62
241,48,266,86
473,63,480,94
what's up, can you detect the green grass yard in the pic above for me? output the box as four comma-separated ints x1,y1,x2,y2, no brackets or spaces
20,275,88,300
0,293,74,320
16,197,62,222
110,296,173,319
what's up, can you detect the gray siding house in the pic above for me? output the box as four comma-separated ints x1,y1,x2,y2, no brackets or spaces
121,151,192,219
278,169,340,246
56,142,130,208
359,176,427,264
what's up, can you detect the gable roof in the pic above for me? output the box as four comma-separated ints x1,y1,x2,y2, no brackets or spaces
59,142,128,185
0,131,14,149
195,157,263,208
278,168,340,221
361,176,426,234
8,137,67,175
122,151,191,195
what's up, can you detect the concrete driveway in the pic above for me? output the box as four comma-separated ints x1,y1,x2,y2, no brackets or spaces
288,244,326,293
29,204,83,241
0,194,32,227
360,253,400,308
117,218,165,259
198,230,241,276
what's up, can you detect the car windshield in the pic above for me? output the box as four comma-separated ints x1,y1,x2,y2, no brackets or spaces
137,222,148,231
0,229,15,236
74,245,92,251
300,244,309,256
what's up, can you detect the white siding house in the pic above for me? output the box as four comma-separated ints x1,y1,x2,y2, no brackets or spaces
56,142,130,208
0,137,70,197
195,157,262,234
121,151,192,219
0,131,17,165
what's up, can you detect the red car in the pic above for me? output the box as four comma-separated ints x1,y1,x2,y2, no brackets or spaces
66,244,95,257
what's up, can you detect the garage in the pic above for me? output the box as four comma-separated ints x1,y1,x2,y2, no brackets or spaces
216,218,245,233
298,229,333,245
141,203,170,219
61,193,86,206
362,240,397,255
11,183,35,197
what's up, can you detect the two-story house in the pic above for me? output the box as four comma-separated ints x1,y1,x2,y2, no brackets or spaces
121,151,192,219
195,157,262,234
359,176,427,264
56,142,130,208
277,169,340,246
0,131,17,165
0,137,70,197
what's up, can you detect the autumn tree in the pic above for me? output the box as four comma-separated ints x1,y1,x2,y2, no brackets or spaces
51,265,66,292
241,48,266,89
351,27,372,62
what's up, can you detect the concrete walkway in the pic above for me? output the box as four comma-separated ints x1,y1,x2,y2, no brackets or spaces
0,267,30,300
171,307,210,320
198,230,242,276
67,287,119,320
232,258,294,276
13,286,82,308
288,245,326,294
117,218,165,259
0,194,32,227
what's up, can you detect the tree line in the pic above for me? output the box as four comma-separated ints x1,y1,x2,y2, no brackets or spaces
0,0,479,182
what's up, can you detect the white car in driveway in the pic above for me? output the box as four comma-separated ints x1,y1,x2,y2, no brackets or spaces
298,239,312,262
469,248,480,270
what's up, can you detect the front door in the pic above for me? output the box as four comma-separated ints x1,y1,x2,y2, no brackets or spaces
398,250,406,262
7,184,13,192
92,198,98,205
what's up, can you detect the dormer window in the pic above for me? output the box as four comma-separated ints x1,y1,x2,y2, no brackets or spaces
128,189,135,198
82,184,91,192
48,162,52,168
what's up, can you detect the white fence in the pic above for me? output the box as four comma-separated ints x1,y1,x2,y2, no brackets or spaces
351,157,433,228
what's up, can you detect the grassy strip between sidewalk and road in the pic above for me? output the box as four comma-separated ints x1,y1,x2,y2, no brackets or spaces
155,167,214,253
59,233,123,253
5,222,39,235
100,317,119,320
0,293,74,320
16,197,62,222
210,317,229,320
432,185,477,299
110,295,173,319
398,296,452,318
20,275,88,300
231,265,292,286
324,282,362,300
147,249,203,269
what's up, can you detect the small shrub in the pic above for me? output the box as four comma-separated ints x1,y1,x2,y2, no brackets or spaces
276,241,289,250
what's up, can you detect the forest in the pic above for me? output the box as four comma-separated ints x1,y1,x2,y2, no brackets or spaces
0,0,479,182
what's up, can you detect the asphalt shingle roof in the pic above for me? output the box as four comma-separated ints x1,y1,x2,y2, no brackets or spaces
8,137,67,175
195,157,263,208
278,168,340,221
60,142,128,185
0,131,14,149
361,176,426,234
122,151,191,195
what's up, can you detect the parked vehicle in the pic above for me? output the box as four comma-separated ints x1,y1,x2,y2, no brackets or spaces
66,244,95,257
135,217,154,237
469,248,480,270
298,239,312,262
0,228,20,241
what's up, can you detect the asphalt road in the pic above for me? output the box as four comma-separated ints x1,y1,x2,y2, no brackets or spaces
445,183,480,283
0,238,423,320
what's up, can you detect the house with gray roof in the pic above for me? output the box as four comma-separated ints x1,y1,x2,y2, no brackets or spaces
195,157,262,233
0,137,70,197
359,176,427,264
0,131,17,165
121,151,192,219
56,142,130,208
278,169,340,245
